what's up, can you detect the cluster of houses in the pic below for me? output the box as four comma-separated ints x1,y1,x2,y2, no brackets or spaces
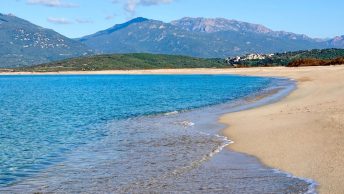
15,29,69,49
225,53,274,66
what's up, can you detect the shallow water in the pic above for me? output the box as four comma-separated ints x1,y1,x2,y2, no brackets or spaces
0,75,315,193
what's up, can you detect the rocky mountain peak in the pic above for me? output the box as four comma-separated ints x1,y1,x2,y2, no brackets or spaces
171,17,273,34
333,35,344,41
328,35,344,47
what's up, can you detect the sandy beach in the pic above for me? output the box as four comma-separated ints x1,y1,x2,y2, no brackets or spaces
2,65,344,193
219,66,344,194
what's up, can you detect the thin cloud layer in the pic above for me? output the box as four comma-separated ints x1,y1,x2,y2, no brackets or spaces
105,14,116,20
47,17,73,24
27,0,79,8
140,0,173,6
113,0,174,13
75,18,93,24
47,17,94,24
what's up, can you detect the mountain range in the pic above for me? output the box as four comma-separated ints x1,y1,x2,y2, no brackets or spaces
1,14,343,68
79,17,344,58
0,13,92,68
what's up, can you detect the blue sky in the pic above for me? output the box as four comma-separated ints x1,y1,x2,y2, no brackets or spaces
1,0,343,38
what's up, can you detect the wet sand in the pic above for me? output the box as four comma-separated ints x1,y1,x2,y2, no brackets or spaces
2,65,344,193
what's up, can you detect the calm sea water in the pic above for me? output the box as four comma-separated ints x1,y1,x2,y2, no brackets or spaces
0,75,315,193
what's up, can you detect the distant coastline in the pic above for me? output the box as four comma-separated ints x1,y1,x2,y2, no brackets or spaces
1,49,343,73
0,65,342,76
0,67,301,75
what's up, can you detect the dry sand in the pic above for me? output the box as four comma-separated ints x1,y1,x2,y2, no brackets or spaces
219,66,344,194
2,66,344,193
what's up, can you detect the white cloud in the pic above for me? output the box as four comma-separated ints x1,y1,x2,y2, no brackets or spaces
75,18,93,24
113,0,174,13
124,0,137,13
27,0,79,8
47,17,73,24
140,0,173,6
47,17,93,25
105,14,116,20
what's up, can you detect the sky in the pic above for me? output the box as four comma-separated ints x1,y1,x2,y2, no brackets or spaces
1,0,343,38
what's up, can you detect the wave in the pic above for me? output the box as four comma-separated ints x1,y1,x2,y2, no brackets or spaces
272,169,318,194
164,111,179,116
165,132,232,177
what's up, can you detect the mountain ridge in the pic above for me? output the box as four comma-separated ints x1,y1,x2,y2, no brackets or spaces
0,13,92,67
328,35,344,47
79,17,342,58
1,15,344,68
170,17,273,34
79,17,149,41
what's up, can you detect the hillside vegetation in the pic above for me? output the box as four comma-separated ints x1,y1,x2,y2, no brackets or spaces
15,53,227,72
231,48,344,67
4,49,344,72
287,57,344,67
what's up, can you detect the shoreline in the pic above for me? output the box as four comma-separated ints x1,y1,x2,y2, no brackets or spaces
2,66,344,193
0,66,306,75
0,75,308,193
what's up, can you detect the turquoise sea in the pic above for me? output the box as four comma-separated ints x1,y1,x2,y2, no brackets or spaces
0,75,315,193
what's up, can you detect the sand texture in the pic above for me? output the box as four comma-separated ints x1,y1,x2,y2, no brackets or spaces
219,66,344,194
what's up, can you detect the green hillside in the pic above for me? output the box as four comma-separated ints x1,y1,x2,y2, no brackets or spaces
15,53,227,72
232,48,344,67
6,49,344,72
